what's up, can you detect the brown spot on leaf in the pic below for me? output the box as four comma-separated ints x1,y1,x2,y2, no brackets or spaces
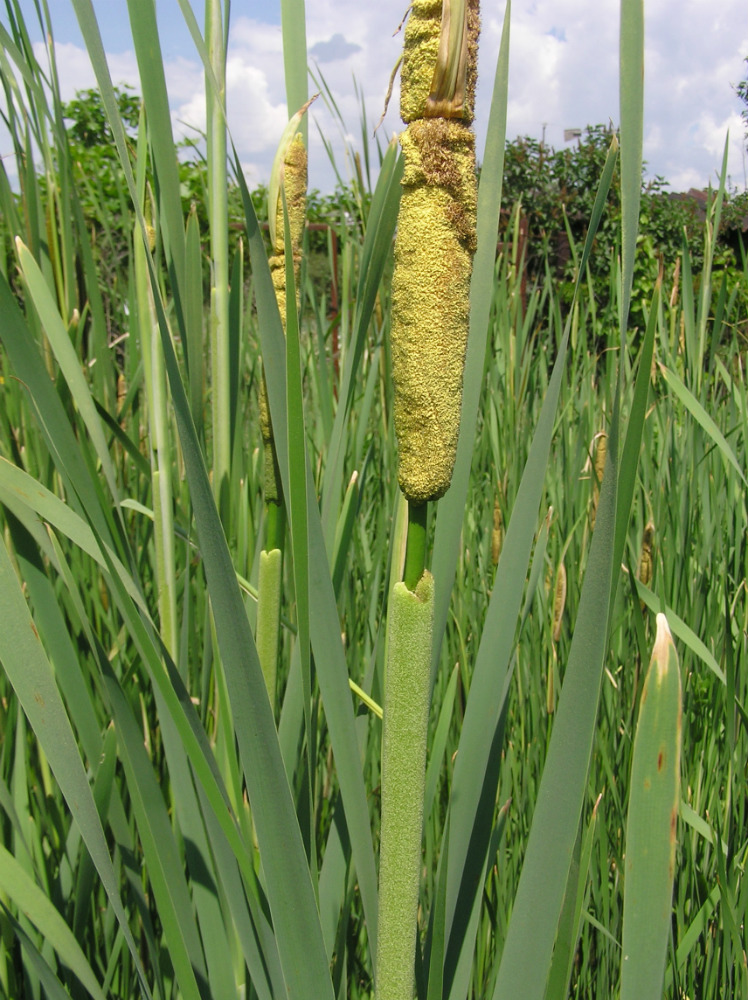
657,750,665,771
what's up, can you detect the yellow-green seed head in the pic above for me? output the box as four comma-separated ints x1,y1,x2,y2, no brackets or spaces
259,131,307,507
638,521,654,588
267,131,307,331
400,118,477,247
593,431,608,488
143,187,157,251
271,132,308,258
391,119,476,503
491,494,503,566
269,254,289,328
400,0,480,124
258,376,282,504
268,132,307,326
552,561,567,643
589,430,607,529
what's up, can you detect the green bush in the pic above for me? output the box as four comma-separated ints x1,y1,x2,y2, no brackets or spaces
499,125,745,330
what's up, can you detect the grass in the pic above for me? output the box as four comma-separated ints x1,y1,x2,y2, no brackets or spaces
0,0,746,998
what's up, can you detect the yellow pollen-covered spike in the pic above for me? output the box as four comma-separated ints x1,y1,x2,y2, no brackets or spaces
390,117,477,503
261,129,308,506
271,132,308,259
390,0,479,504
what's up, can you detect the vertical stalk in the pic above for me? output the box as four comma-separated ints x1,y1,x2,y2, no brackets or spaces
403,501,428,592
256,122,308,713
134,222,178,660
206,0,231,521
378,1,479,994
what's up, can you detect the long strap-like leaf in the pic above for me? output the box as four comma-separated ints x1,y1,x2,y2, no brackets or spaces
236,155,381,962
442,140,621,1000
0,539,152,999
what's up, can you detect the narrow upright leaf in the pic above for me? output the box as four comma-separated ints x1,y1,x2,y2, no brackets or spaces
621,614,682,1000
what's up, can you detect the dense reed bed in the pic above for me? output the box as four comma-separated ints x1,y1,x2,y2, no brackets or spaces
0,0,746,997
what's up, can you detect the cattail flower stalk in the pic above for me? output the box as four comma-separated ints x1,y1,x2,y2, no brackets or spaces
134,201,177,661
256,115,308,710
377,3,479,998
259,125,308,510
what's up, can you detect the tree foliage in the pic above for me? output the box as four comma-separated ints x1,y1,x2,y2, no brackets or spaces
498,124,747,325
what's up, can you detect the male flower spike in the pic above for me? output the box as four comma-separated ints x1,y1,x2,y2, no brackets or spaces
391,0,480,504
259,129,307,504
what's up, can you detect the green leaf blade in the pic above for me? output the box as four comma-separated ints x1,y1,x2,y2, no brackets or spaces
621,615,682,1000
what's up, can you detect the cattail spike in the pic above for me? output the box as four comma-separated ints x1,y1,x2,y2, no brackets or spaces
589,430,607,530
593,431,607,491
267,97,316,251
390,0,480,504
260,125,309,506
552,561,567,643
391,119,477,502
638,521,654,589
492,494,503,566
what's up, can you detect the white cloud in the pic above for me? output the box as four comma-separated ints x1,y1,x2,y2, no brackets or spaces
6,0,747,195
172,87,206,145
226,61,288,154
33,39,140,99
640,0,747,187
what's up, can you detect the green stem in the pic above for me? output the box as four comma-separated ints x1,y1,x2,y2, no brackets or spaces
256,547,283,711
403,501,428,592
265,499,286,553
134,223,177,662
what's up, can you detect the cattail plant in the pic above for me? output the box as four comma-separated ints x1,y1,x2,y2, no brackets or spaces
492,490,504,567
5,1,733,997
638,520,654,588
588,429,607,530
260,118,309,509
391,0,479,516
552,559,567,644
256,114,309,709
377,2,479,998
134,188,178,661
546,558,567,714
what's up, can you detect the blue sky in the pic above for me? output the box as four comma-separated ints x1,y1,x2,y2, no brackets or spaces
6,0,748,195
